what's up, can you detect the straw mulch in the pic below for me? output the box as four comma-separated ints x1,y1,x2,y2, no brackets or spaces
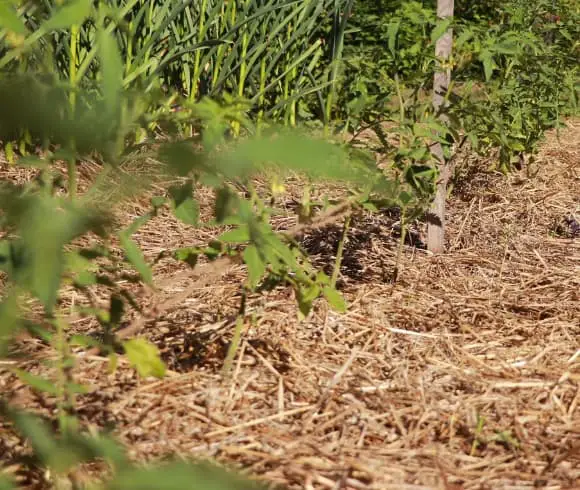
0,120,579,490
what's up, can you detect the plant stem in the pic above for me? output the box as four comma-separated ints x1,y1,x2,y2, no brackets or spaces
191,0,209,102
68,25,79,200
394,73,406,148
222,288,247,376
331,214,351,289
54,317,77,434
393,209,407,283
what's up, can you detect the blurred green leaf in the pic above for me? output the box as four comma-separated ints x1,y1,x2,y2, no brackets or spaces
98,27,124,116
158,142,208,177
174,247,200,268
387,21,400,56
119,235,153,286
40,0,92,32
173,197,200,226
4,405,128,471
0,474,15,490
431,18,452,44
0,193,108,313
123,338,166,379
0,2,28,36
109,294,124,327
13,369,59,395
106,461,264,490
296,283,320,319
168,182,200,226
0,293,20,357
65,382,91,394
217,226,251,244
218,130,373,184
5,409,65,471
322,286,347,313
243,245,266,289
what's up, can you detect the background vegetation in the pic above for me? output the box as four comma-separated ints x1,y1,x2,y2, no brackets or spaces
0,0,578,488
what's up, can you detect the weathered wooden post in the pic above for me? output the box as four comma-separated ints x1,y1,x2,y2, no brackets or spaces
427,0,454,254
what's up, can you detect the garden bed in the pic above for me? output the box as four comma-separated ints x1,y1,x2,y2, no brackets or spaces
1,120,579,489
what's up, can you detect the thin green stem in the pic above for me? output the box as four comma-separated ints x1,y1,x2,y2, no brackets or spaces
222,288,247,376
54,318,77,434
190,0,209,101
330,214,351,289
394,73,405,149
68,25,79,200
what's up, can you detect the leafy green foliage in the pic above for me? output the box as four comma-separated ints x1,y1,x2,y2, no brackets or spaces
451,0,579,170
105,461,265,490
0,0,577,488
1,401,262,490
0,5,394,486
122,338,166,379
0,190,110,312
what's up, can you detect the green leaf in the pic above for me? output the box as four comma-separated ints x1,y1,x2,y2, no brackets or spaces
243,245,266,290
123,213,153,237
0,294,19,356
174,247,200,268
65,382,91,394
408,147,429,160
40,0,92,32
0,2,28,36
5,410,62,470
217,130,372,184
69,334,102,349
64,250,93,273
174,197,199,225
296,283,320,319
4,142,15,164
119,235,152,286
479,52,496,81
65,250,97,287
109,294,124,327
168,182,200,226
431,18,452,44
158,142,207,177
398,191,414,206
0,193,109,313
322,286,347,313
18,199,72,311
4,406,128,472
23,322,53,343
74,270,97,286
217,226,251,244
0,240,14,275
106,461,264,490
387,21,400,57
123,338,166,379
150,196,166,209
13,369,59,395
508,140,526,152
0,474,15,490
98,27,123,115
361,201,379,212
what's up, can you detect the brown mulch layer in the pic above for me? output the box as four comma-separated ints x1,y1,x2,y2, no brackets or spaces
1,120,579,489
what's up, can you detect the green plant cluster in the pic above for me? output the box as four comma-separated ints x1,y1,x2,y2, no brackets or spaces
0,1,400,488
1,0,355,144
339,0,578,170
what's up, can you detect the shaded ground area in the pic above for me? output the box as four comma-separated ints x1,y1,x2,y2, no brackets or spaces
1,121,579,489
